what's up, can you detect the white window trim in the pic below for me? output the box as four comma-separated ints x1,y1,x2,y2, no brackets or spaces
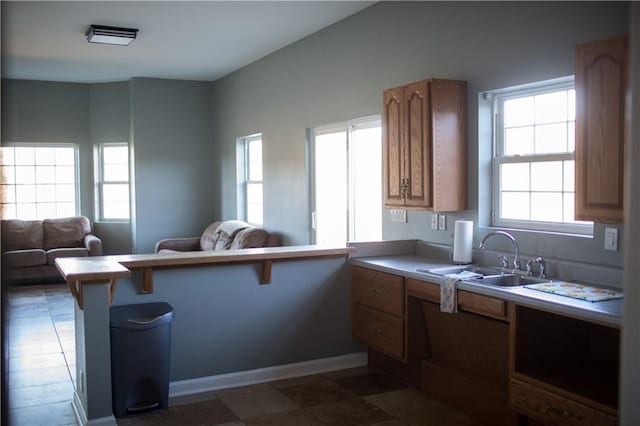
309,115,382,244
489,77,593,236
95,142,130,222
237,133,263,226
1,142,80,219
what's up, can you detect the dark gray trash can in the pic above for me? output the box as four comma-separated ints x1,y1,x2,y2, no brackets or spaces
110,302,174,418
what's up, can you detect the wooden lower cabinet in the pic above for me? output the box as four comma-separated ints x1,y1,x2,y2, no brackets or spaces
421,299,514,426
510,379,617,426
353,304,404,360
351,266,405,361
510,305,619,426
354,269,620,426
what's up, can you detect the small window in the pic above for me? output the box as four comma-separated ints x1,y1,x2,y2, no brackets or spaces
0,144,79,220
491,78,592,235
96,143,130,221
238,134,263,226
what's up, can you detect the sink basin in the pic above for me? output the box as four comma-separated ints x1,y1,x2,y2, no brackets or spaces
470,274,550,287
423,265,503,277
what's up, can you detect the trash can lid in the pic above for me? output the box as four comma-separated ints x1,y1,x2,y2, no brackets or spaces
110,302,174,330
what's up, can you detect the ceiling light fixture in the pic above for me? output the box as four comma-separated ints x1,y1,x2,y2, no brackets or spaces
86,25,138,46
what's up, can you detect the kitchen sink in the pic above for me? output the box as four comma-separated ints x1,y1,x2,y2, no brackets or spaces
418,264,551,287
422,265,503,277
469,274,550,287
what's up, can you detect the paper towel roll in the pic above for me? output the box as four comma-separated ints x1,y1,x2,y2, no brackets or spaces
453,220,473,264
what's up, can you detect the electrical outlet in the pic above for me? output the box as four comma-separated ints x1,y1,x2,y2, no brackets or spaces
604,227,618,251
390,209,407,223
438,214,446,231
431,214,439,230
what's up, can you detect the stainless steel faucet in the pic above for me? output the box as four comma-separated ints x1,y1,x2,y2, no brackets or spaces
526,257,546,278
479,230,521,271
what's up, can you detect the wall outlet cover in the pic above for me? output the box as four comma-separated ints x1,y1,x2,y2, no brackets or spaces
431,214,439,230
438,214,446,231
604,227,618,251
390,209,407,223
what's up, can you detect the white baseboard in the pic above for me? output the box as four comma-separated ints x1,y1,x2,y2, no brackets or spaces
169,352,368,397
72,391,117,426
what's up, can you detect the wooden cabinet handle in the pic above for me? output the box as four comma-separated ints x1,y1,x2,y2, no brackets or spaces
367,286,383,293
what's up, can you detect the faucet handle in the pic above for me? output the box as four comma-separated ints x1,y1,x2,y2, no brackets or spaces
525,259,534,276
513,257,521,271
497,254,509,269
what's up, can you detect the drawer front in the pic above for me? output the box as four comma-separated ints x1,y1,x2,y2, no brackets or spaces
407,278,440,303
510,380,617,426
353,304,404,360
458,290,506,319
352,266,404,316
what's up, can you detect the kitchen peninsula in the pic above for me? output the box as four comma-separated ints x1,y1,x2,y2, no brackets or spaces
56,245,360,424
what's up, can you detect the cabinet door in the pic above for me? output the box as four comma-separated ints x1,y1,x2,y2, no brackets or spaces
431,79,467,212
404,80,433,208
575,35,628,223
383,87,405,207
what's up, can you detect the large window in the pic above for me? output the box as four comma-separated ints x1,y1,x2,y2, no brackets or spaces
237,134,263,226
0,144,78,220
492,78,592,235
310,117,382,245
96,143,130,221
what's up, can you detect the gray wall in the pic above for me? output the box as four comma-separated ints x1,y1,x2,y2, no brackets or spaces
112,258,358,380
1,79,94,219
89,81,133,254
210,1,628,267
2,78,217,255
130,78,215,254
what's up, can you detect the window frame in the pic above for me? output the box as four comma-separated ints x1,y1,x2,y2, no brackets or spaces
0,143,80,220
95,142,130,222
491,77,592,235
238,134,263,226
309,115,382,245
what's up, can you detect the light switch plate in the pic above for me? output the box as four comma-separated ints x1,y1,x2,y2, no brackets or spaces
431,214,439,230
604,227,618,251
390,209,407,223
438,214,447,231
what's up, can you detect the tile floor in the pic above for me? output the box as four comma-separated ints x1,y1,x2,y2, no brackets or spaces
5,283,482,426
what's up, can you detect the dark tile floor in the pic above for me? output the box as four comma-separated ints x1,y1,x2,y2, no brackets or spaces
5,284,482,426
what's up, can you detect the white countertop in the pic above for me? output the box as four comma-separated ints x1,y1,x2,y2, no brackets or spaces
351,255,623,327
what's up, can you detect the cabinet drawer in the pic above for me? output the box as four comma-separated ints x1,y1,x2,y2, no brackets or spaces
407,278,440,303
353,304,404,360
458,291,506,319
510,379,616,426
352,266,404,316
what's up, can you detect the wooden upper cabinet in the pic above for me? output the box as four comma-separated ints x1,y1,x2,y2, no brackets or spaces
383,88,404,206
575,35,628,223
383,78,467,211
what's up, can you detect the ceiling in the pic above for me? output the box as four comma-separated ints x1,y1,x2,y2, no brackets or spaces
1,1,373,84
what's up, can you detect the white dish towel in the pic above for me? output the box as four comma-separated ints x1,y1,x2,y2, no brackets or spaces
440,271,482,313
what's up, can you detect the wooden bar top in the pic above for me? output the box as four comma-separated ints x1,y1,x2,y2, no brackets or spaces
55,245,355,306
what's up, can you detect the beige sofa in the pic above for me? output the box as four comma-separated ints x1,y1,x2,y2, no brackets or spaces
155,220,280,253
1,216,102,285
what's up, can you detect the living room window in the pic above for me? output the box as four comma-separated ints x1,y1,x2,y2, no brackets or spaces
310,116,382,245
491,77,592,235
95,143,130,221
0,144,79,220
237,134,263,226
